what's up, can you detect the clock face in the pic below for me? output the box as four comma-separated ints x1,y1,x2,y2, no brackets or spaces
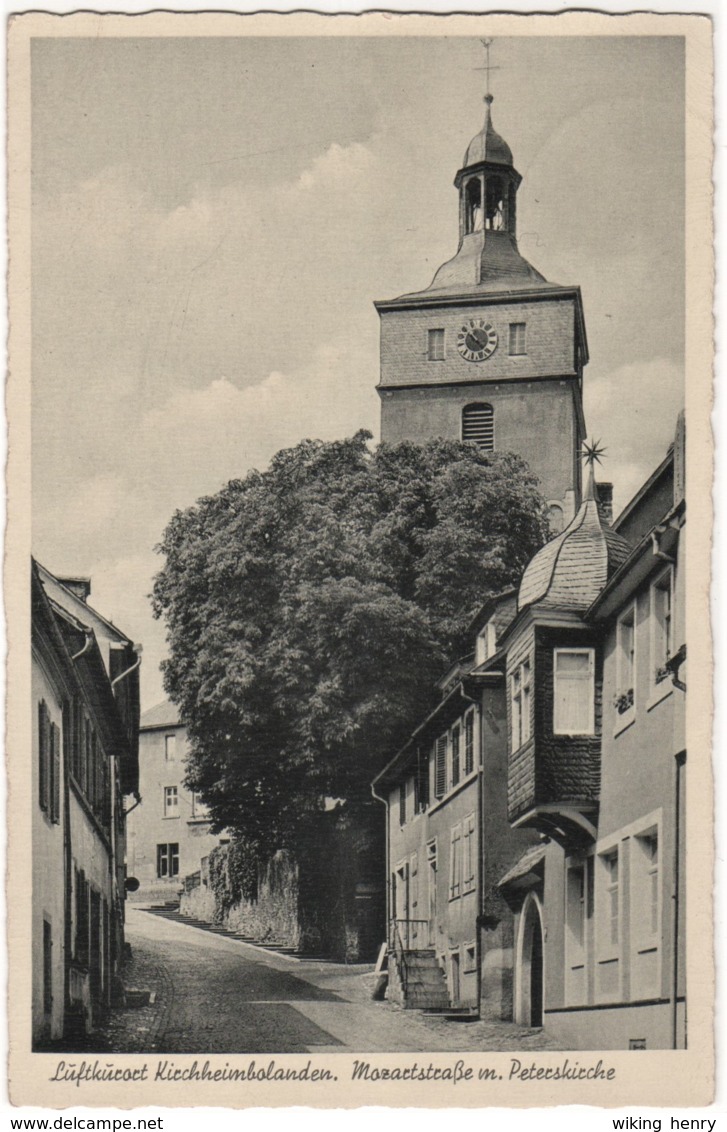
457,319,498,363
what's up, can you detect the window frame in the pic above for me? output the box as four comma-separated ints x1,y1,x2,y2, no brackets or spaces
462,812,476,894
157,842,180,879
450,723,461,790
164,784,179,819
461,402,495,451
165,733,177,761
553,647,595,736
649,567,674,707
449,822,462,900
629,817,662,1000
510,656,532,752
464,709,475,776
427,328,445,361
509,321,527,356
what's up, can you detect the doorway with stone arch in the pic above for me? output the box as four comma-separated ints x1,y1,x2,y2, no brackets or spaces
516,892,545,1028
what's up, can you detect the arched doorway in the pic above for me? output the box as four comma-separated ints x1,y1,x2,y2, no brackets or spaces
517,894,544,1027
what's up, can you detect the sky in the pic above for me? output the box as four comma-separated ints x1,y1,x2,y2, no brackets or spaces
30,34,685,709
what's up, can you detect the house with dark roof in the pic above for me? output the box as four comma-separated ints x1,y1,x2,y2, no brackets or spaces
372,589,540,1018
32,561,140,1046
126,701,225,904
372,416,686,1047
499,415,686,1049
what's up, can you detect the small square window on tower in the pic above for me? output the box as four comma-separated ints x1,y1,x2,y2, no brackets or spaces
428,328,445,361
509,322,527,355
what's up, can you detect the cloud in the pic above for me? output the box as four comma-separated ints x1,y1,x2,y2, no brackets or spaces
584,357,684,513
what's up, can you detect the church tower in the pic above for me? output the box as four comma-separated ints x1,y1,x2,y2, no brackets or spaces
375,72,587,530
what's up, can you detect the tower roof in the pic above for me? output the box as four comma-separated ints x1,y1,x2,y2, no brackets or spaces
517,467,631,614
462,94,514,169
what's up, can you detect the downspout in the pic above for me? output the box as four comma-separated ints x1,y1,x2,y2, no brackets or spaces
671,750,686,1049
110,648,142,689
370,780,389,952
476,713,484,1018
458,681,482,1017
62,703,73,1039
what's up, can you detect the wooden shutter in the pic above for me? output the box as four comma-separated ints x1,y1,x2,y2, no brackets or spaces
434,735,447,798
417,748,429,810
51,722,61,823
451,724,460,787
464,712,474,775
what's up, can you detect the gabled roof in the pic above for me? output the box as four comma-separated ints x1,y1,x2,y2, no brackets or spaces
140,699,182,730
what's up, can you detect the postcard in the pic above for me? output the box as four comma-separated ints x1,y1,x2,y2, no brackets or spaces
7,9,714,1109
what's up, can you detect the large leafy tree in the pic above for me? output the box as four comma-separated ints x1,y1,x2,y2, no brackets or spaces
152,432,548,851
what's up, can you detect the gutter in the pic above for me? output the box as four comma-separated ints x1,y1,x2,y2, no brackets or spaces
70,631,94,662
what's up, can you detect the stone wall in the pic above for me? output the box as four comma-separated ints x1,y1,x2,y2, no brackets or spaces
179,809,385,962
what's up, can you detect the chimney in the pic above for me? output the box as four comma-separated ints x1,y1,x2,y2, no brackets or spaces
595,482,613,526
57,576,92,603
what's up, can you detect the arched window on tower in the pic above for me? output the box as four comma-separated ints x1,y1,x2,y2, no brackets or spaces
462,403,494,451
485,176,506,230
465,179,483,234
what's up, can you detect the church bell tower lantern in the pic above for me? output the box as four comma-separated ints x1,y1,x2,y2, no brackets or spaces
375,42,589,524
458,95,520,239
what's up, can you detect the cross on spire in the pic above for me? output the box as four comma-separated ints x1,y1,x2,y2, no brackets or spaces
475,38,500,99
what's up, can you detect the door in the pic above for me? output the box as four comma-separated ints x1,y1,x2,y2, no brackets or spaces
395,862,409,945
451,951,461,1005
518,895,544,1027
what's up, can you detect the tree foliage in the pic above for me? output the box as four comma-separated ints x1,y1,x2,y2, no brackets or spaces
152,433,549,851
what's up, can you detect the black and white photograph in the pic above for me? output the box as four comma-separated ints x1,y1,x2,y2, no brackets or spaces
8,9,713,1110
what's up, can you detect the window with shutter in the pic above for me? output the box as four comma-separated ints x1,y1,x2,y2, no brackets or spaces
462,813,476,893
451,724,460,788
462,403,494,450
464,711,475,775
434,735,447,798
417,750,430,810
399,782,406,826
449,823,462,899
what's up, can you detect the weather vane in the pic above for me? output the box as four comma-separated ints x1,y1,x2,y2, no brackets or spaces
475,38,500,99
582,438,608,467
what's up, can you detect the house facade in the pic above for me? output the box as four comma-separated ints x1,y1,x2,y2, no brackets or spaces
500,418,686,1049
126,701,224,904
372,592,540,1017
32,561,140,1047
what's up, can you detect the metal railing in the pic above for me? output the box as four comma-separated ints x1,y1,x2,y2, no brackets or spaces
389,918,429,1001
389,918,428,950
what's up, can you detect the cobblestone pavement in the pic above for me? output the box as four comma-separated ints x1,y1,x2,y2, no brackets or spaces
90,907,561,1054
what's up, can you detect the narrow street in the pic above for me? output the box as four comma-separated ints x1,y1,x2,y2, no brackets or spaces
92,906,561,1054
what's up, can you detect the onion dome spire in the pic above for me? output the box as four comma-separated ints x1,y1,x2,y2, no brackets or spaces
517,442,630,614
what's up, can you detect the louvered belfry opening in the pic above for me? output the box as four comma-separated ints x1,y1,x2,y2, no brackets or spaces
462,403,494,450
